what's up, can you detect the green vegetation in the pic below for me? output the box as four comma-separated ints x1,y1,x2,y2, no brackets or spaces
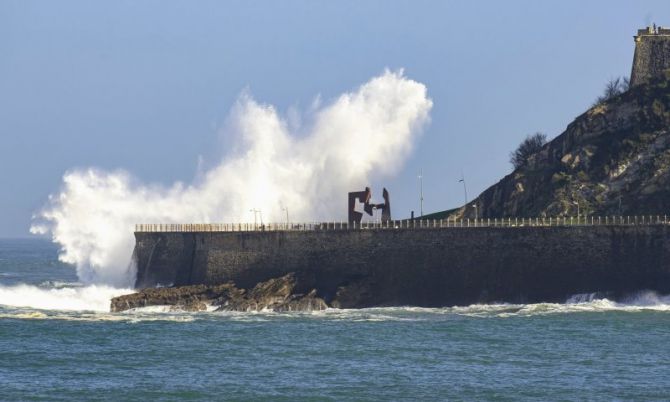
509,132,547,169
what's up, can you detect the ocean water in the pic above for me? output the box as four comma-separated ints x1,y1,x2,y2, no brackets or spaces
1,239,670,401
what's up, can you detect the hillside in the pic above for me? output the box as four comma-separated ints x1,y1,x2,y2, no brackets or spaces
452,71,670,219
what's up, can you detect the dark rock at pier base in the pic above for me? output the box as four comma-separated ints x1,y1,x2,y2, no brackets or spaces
109,283,239,312
214,274,328,312
110,273,327,313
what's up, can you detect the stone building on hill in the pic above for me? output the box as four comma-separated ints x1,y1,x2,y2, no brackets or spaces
631,25,670,87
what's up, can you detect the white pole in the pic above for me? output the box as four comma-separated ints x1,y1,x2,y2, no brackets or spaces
418,169,424,217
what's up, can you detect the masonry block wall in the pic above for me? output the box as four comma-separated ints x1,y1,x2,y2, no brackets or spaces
133,225,670,307
631,27,670,87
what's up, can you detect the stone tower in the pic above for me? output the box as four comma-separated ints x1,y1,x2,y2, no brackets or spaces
630,25,670,87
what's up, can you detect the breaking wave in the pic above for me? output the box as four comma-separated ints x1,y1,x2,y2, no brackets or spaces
30,70,433,288
2,288,669,322
0,284,133,312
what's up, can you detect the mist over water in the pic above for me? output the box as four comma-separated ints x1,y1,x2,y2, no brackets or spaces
30,70,433,287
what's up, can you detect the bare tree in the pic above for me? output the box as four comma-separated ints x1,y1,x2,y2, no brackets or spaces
510,132,548,169
593,76,629,106
604,77,622,99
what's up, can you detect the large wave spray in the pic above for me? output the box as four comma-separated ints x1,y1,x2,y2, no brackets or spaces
30,70,433,288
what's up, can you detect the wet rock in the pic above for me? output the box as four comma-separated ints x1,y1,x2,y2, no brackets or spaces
275,289,328,312
173,301,208,312
215,274,327,312
331,277,378,309
110,283,236,312
110,273,327,313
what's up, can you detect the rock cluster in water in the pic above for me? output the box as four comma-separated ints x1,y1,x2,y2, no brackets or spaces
110,273,328,313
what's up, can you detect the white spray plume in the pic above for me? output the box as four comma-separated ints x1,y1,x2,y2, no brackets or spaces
31,70,433,288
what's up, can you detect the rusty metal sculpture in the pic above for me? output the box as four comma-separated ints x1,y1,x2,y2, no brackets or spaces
348,187,391,224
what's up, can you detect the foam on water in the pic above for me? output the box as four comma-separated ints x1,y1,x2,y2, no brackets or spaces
1,281,670,322
0,283,133,312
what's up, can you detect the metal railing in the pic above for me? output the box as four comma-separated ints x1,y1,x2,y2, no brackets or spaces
135,215,670,233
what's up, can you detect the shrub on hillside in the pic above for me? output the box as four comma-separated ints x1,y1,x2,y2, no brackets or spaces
510,132,548,169
593,77,629,106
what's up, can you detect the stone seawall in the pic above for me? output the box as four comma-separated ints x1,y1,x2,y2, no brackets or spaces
133,225,670,307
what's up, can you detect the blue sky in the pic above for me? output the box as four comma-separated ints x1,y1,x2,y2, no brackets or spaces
1,0,669,237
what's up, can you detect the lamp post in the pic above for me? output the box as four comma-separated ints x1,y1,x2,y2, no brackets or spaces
418,169,424,217
249,209,260,229
459,172,468,205
282,207,289,229
572,201,580,223
472,203,478,221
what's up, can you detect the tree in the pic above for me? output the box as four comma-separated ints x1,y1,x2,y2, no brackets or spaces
593,76,629,106
510,132,548,169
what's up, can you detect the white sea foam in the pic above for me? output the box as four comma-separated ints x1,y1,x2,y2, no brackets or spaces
440,290,670,317
2,290,670,322
0,284,134,312
30,70,433,288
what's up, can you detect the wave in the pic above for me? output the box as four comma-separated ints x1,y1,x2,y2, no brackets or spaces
1,283,669,321
0,283,133,312
427,290,670,318
31,70,433,288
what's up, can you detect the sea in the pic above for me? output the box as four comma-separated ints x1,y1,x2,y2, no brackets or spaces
1,238,670,401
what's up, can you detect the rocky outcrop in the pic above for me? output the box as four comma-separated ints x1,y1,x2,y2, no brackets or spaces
453,73,670,219
110,283,238,312
110,273,327,313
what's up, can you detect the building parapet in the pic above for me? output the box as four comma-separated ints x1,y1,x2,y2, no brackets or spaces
636,25,670,37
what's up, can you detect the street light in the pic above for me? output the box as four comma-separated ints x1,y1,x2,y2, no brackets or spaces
418,169,424,217
572,201,580,222
472,203,478,221
459,172,468,205
249,209,260,229
281,206,289,229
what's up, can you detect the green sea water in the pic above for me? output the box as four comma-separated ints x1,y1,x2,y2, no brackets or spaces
1,239,669,401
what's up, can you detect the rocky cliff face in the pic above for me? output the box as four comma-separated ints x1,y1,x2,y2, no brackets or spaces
458,72,670,219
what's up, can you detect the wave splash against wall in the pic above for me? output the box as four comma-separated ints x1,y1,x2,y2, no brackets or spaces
30,70,433,287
